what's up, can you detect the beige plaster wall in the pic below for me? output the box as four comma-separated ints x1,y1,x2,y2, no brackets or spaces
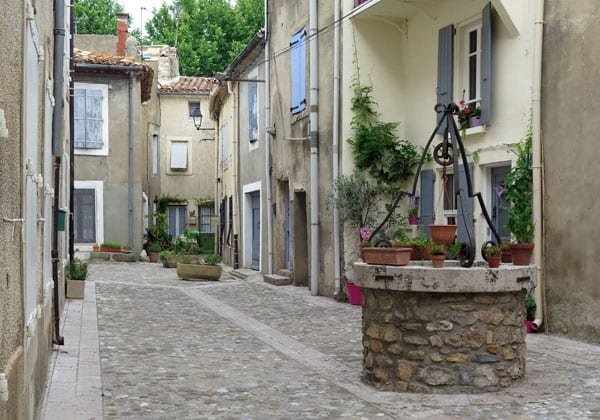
74,76,146,253
159,93,216,233
541,0,600,343
269,0,335,295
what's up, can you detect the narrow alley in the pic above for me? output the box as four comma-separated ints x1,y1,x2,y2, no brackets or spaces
40,262,600,419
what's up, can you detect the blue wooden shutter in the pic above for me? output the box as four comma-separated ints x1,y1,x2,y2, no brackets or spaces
85,89,103,149
74,89,86,148
420,170,435,236
290,29,307,114
457,163,474,244
168,206,177,237
178,206,187,235
480,2,492,125
436,25,454,134
248,80,258,141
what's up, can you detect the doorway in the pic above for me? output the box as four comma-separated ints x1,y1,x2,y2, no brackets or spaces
292,191,308,286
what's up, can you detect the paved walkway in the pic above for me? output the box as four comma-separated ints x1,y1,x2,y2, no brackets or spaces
41,262,600,419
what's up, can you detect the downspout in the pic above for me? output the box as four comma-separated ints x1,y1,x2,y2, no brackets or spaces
128,73,134,250
309,0,320,295
532,0,545,331
332,0,341,295
264,0,273,274
229,80,240,269
51,0,65,345
68,0,74,263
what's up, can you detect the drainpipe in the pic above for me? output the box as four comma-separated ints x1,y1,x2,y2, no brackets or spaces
229,80,240,269
532,0,545,331
68,0,74,263
50,0,66,346
128,73,134,250
332,0,341,296
309,0,320,296
264,0,273,274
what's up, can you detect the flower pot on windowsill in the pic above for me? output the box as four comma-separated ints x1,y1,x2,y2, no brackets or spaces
487,255,501,268
428,224,457,246
510,243,534,265
408,216,419,225
430,254,446,268
469,116,482,128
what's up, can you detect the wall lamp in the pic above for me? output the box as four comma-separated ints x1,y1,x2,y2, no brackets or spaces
190,106,215,132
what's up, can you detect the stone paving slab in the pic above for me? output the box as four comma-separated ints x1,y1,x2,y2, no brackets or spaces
42,262,600,419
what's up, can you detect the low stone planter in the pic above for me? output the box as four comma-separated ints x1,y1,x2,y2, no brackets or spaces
176,263,222,281
66,279,85,299
353,262,536,394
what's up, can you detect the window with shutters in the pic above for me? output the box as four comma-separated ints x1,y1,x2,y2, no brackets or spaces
199,206,215,233
248,76,258,142
170,141,188,171
461,21,482,110
74,83,109,156
73,180,104,247
167,205,187,237
290,29,307,115
436,3,491,130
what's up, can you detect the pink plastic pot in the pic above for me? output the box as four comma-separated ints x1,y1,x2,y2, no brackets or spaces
346,282,363,306
525,320,535,333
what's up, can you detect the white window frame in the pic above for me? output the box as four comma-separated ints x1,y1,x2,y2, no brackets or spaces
152,133,159,175
74,82,109,156
167,205,188,237
199,205,215,233
74,180,104,250
460,20,482,108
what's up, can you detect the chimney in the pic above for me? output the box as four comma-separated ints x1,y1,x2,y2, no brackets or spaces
116,13,129,56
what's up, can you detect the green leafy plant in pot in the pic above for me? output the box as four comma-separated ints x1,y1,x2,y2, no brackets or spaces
427,243,447,268
483,245,502,268
503,129,534,265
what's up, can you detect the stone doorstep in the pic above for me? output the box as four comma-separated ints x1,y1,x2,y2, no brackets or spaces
263,274,292,286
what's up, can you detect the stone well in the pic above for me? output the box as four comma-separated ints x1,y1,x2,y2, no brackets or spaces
352,262,536,394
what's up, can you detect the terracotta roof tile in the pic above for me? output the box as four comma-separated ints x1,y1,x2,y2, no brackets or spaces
73,49,154,103
158,76,217,94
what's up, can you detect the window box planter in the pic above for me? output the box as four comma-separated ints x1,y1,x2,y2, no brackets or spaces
100,245,121,253
362,247,411,266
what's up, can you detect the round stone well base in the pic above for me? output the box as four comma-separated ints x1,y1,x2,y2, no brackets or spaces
353,262,536,394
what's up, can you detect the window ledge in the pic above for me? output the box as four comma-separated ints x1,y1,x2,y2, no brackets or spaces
464,125,486,136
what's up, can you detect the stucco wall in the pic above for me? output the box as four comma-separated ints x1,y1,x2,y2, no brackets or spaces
269,0,335,295
0,5,26,420
541,0,600,343
74,76,145,253
341,0,535,257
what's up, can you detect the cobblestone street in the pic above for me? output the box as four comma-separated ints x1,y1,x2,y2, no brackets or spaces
42,262,600,419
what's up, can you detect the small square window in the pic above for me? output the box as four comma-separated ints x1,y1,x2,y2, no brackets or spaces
189,102,201,117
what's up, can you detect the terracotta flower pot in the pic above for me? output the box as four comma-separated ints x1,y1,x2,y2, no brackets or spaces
510,243,534,265
430,254,445,268
487,255,501,268
429,224,457,246
501,248,512,263
148,252,160,263
362,247,411,266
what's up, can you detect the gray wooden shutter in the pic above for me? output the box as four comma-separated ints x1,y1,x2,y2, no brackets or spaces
436,24,454,134
420,170,435,236
480,2,492,125
168,206,177,237
86,89,103,148
74,89,86,148
457,163,474,244
248,80,258,141
74,188,96,243
178,206,187,235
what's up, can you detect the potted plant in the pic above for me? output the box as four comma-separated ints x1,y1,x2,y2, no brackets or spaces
100,242,121,253
503,130,534,265
92,243,100,252
525,294,536,333
407,206,419,225
427,243,447,268
500,241,512,263
176,253,223,281
66,260,88,299
428,224,457,246
147,242,162,262
483,245,502,268
345,277,363,306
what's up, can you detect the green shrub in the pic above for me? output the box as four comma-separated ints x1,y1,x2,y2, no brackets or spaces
203,253,222,265
148,242,162,253
67,260,88,280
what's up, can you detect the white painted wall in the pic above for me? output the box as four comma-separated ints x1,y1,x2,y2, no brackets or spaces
341,0,535,253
